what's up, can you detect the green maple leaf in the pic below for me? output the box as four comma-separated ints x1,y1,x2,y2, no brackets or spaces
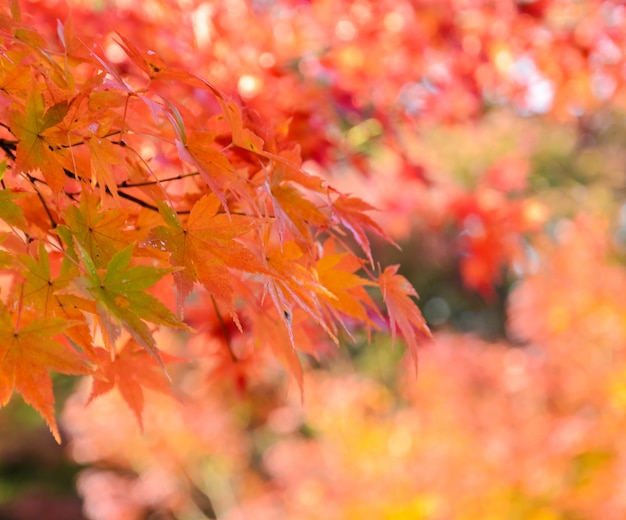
77,243,190,363
0,188,27,232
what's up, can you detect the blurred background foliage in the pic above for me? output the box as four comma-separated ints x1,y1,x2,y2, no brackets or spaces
0,376,85,519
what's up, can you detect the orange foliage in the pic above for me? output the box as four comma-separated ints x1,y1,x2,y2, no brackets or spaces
0,1,429,441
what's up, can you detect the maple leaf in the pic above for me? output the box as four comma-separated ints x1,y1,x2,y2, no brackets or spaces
218,97,265,153
264,240,338,344
150,193,266,318
176,130,251,211
249,308,304,395
10,90,69,191
0,188,27,232
76,242,190,362
20,241,73,314
317,239,380,336
378,265,431,373
269,182,328,248
87,136,124,202
114,32,211,87
0,249,13,269
88,340,178,430
114,32,170,80
61,193,136,269
19,241,94,356
331,194,397,266
0,303,88,443
82,40,165,123
0,53,32,100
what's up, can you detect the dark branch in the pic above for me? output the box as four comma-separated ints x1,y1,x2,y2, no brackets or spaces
119,171,200,188
0,138,17,161
62,167,192,214
24,173,59,236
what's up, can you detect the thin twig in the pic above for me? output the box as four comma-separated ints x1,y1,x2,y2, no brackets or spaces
24,172,59,234
119,171,200,188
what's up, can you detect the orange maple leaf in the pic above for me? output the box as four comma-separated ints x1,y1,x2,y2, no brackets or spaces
150,193,267,318
317,238,380,337
87,136,123,202
20,241,94,357
114,32,215,87
61,193,136,269
378,265,431,373
177,130,251,212
218,97,265,153
331,194,397,266
249,308,304,396
269,183,328,249
264,240,337,344
88,340,179,430
0,303,88,442
10,90,69,191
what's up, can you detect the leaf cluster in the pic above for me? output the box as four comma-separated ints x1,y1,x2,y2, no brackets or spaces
0,4,429,441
